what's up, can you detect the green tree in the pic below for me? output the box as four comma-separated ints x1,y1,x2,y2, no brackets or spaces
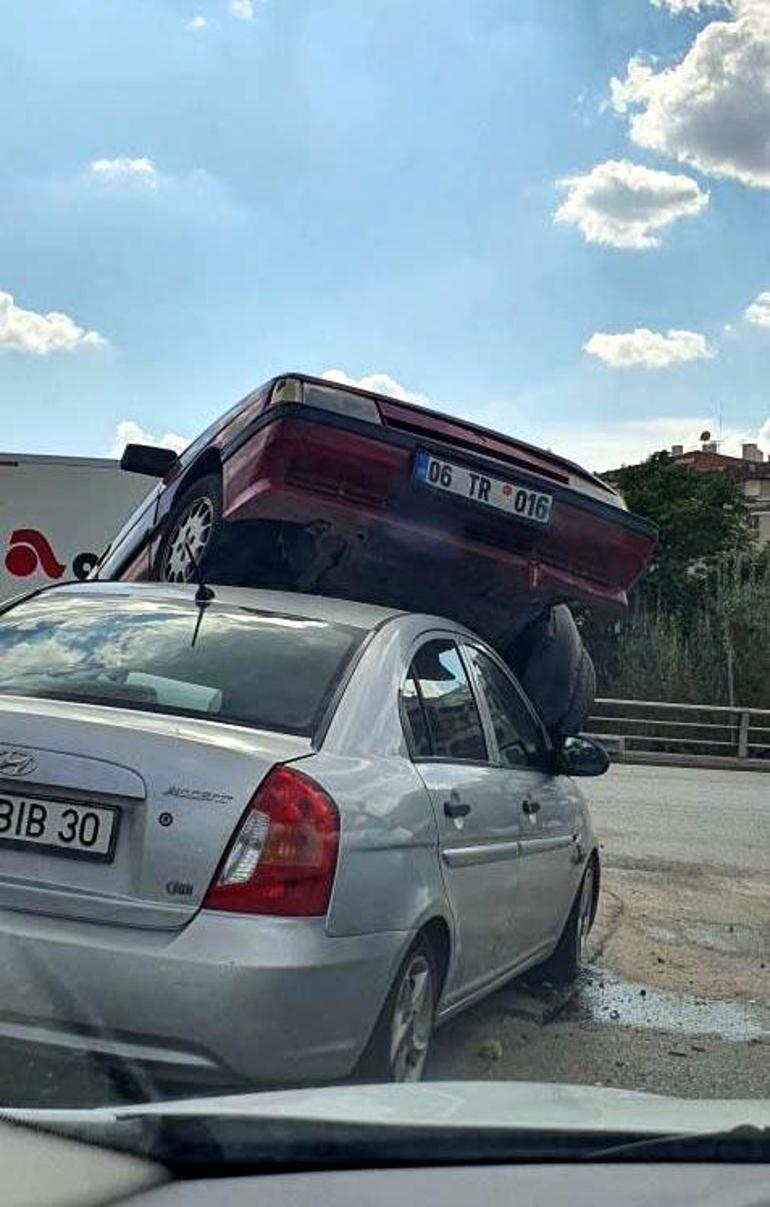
607,451,753,613
584,454,767,706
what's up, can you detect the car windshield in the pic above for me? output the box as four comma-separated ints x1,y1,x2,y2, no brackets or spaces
0,592,363,736
1,0,769,1173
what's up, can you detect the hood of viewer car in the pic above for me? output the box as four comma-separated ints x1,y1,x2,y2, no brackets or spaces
9,1081,769,1136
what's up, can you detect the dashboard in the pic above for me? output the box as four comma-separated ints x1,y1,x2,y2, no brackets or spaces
5,1121,769,1207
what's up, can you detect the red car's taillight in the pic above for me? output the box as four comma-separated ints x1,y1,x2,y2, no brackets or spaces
203,766,340,917
269,376,383,425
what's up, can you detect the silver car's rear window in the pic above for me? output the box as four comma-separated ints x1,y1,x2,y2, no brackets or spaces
0,593,364,737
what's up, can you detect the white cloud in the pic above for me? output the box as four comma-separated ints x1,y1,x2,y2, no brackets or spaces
652,0,731,13
321,369,429,405
186,15,208,30
89,157,158,184
542,417,714,469
584,327,715,367
80,160,247,231
533,414,768,471
611,1,770,188
110,420,189,459
554,159,708,249
230,0,255,19
718,417,770,456
0,290,106,356
744,290,770,326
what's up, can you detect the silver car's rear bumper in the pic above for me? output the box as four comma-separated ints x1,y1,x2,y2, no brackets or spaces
0,908,410,1084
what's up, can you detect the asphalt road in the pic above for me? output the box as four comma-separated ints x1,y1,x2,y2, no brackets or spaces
588,763,770,878
585,764,769,1002
429,763,770,1096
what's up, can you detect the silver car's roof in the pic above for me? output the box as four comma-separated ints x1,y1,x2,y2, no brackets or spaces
43,580,407,632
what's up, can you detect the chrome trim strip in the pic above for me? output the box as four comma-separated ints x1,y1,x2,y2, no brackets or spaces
443,839,520,868
519,835,573,857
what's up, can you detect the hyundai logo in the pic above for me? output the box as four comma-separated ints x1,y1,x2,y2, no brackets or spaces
0,749,38,777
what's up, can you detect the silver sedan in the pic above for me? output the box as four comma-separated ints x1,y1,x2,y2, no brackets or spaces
0,582,604,1084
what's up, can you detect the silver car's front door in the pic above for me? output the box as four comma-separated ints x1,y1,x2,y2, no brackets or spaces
400,639,523,1004
463,644,579,962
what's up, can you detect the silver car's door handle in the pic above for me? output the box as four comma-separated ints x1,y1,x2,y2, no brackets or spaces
522,796,541,816
444,799,472,819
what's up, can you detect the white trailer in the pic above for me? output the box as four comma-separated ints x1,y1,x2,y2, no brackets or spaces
0,453,151,605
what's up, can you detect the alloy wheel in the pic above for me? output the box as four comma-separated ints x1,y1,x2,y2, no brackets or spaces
389,952,435,1082
162,496,215,582
576,863,595,962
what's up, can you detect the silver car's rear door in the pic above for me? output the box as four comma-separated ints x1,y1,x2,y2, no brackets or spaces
400,637,523,1005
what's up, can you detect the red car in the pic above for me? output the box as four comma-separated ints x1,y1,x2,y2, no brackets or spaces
100,372,656,647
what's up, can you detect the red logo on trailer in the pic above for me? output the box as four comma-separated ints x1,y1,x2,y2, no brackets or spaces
3,530,98,581
5,530,65,579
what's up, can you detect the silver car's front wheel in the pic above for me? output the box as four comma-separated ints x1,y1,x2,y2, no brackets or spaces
532,856,598,986
576,860,595,963
356,937,439,1083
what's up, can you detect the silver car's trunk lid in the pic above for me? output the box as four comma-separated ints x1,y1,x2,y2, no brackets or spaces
0,696,311,929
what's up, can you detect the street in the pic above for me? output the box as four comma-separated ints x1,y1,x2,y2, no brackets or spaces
429,764,770,1096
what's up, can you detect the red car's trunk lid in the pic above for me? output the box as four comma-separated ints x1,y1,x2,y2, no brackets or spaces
376,397,617,504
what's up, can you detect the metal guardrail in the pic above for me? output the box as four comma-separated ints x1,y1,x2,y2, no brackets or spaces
585,698,770,768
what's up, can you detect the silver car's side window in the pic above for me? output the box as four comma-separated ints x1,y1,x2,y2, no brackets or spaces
401,672,433,758
401,639,488,763
465,646,543,769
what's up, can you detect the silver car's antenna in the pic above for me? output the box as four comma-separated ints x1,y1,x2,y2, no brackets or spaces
184,541,215,648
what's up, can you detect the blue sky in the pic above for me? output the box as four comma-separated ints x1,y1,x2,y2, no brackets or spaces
2,0,769,469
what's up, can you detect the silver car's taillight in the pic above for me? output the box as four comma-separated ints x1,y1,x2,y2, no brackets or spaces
203,765,340,917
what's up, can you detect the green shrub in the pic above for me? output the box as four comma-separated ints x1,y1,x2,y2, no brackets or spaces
585,551,770,708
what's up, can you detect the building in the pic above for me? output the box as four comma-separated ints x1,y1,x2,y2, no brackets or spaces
665,442,770,548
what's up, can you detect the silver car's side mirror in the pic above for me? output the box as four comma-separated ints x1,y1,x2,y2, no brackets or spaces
559,736,610,778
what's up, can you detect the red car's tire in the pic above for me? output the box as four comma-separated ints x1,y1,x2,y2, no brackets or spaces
155,474,223,583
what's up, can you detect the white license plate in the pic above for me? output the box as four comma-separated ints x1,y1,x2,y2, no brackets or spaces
0,795,118,861
413,451,553,525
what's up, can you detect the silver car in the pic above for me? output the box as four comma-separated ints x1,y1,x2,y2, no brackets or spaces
0,582,604,1084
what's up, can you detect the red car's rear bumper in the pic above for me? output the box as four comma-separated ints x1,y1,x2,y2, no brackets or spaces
220,406,656,619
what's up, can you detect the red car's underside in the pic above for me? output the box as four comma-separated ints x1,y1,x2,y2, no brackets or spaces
204,388,655,646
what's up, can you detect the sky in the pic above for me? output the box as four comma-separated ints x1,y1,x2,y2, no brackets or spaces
2,0,770,471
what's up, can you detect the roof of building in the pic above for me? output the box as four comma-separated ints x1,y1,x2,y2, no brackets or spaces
673,451,770,478
674,450,744,470
604,448,769,477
